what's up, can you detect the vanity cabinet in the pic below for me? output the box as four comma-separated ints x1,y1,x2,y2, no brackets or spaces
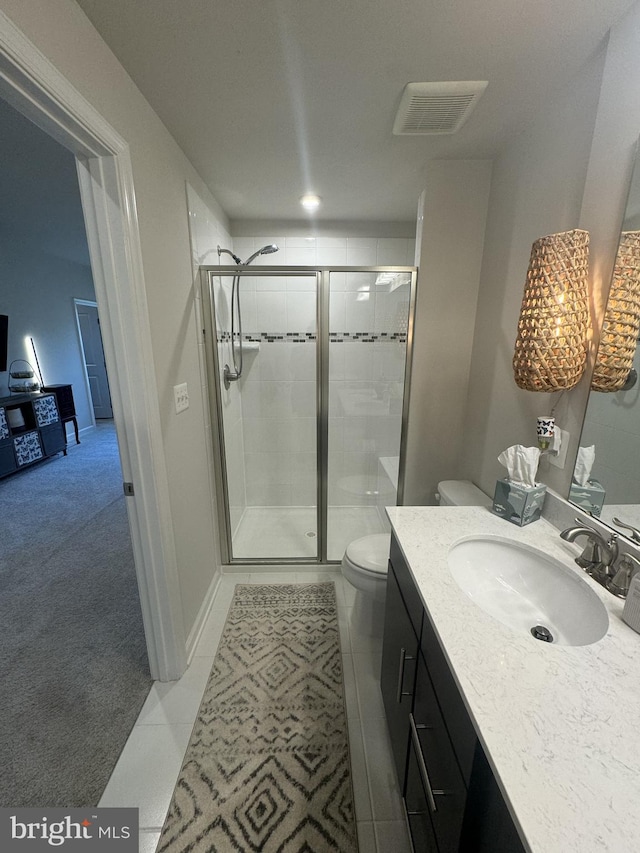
382,533,526,853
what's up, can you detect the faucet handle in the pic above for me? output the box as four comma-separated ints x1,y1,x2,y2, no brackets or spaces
607,553,640,599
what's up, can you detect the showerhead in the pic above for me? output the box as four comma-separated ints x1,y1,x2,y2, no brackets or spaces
243,244,279,265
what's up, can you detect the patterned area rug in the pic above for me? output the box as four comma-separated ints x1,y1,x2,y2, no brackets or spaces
158,583,358,852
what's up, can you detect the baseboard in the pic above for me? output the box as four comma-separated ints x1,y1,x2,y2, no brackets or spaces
185,568,222,664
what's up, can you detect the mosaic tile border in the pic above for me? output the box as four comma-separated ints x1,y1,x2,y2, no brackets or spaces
217,331,407,343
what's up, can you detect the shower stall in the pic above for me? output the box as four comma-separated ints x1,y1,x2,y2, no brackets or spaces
201,262,417,564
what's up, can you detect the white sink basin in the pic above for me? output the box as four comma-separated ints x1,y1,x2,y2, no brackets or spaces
448,535,609,646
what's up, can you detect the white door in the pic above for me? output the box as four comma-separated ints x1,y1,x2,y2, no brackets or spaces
75,300,113,419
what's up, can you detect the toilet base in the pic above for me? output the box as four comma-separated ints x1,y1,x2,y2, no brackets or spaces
349,587,386,637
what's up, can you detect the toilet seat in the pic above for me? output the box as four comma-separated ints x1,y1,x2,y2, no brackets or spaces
343,533,390,576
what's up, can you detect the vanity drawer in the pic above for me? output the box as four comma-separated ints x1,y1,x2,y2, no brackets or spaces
390,533,424,638
411,653,467,853
421,608,477,786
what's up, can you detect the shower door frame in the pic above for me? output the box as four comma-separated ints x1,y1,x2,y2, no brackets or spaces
201,265,418,566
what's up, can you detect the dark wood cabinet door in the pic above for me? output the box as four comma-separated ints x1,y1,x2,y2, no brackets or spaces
381,564,420,787
412,655,467,853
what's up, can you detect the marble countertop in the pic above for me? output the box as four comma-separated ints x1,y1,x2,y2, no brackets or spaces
386,505,640,853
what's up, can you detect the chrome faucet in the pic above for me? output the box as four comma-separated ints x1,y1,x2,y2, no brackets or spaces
607,552,640,598
560,519,619,586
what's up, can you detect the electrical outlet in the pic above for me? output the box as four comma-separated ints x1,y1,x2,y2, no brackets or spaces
549,427,569,469
174,382,189,414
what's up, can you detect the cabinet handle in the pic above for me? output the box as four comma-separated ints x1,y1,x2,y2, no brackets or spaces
396,647,415,704
409,713,444,814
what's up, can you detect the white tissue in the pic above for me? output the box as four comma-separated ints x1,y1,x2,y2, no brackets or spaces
550,429,562,454
497,445,541,488
573,445,595,486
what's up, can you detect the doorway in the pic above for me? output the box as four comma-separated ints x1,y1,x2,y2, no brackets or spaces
74,299,113,420
0,12,185,681
202,265,417,564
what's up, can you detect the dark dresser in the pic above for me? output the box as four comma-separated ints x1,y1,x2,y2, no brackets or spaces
42,384,79,446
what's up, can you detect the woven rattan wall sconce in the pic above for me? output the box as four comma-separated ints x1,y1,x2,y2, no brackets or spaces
591,230,640,392
513,229,590,391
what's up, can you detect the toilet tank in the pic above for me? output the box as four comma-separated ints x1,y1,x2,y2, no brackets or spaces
436,479,491,506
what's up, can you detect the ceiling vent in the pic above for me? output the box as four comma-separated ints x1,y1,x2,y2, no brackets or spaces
393,81,488,136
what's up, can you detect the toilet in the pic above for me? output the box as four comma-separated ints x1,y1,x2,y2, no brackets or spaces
341,480,490,633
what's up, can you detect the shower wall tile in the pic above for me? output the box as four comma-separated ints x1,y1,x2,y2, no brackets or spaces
343,344,375,381
243,416,316,452
285,237,316,247
287,291,316,333
286,275,316,292
346,239,377,266
316,237,347,248
245,451,292,486
376,238,411,265
328,271,347,291
252,342,314,381
238,290,257,331
256,275,287,291
256,292,287,327
229,229,414,512
246,481,292,506
284,246,317,266
290,482,317,506
330,292,347,332
345,292,375,332
317,246,348,266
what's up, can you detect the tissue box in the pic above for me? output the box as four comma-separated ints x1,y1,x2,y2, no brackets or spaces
568,479,606,517
492,478,546,526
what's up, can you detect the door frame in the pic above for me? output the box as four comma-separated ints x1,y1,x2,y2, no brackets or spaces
0,11,186,680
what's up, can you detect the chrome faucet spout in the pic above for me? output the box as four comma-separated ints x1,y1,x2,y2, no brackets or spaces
560,520,619,583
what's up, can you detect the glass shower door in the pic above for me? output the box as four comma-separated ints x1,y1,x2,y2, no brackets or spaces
326,269,412,561
207,269,319,560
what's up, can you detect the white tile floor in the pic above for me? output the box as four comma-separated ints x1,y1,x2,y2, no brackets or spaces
99,570,411,853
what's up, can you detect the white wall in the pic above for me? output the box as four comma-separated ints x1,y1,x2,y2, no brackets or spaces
404,160,492,505
0,0,229,638
462,43,608,499
0,237,95,430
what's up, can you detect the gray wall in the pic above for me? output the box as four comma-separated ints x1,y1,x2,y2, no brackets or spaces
0,236,96,432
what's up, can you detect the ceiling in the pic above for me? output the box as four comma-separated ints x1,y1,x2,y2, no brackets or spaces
73,0,638,225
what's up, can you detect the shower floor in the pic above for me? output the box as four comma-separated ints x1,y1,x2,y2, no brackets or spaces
232,505,388,561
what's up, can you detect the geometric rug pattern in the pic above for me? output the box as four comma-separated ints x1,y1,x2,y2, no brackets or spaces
157,583,358,852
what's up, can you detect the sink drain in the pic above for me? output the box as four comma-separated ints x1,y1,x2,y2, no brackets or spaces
305,531,316,538
530,625,553,643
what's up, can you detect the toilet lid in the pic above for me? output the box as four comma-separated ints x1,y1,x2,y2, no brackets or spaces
345,534,391,575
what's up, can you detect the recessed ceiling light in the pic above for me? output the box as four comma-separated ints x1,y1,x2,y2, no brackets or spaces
300,194,321,212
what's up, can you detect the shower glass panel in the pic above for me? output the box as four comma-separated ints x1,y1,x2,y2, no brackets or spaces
203,265,415,564
326,270,411,561
207,269,319,561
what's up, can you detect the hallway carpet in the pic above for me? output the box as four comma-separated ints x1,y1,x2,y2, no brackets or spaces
158,583,358,853
0,423,152,807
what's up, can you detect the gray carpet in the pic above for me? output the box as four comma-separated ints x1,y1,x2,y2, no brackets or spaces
0,422,153,807
158,583,358,853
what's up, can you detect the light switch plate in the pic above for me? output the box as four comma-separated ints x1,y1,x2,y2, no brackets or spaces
549,427,569,468
174,382,189,413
